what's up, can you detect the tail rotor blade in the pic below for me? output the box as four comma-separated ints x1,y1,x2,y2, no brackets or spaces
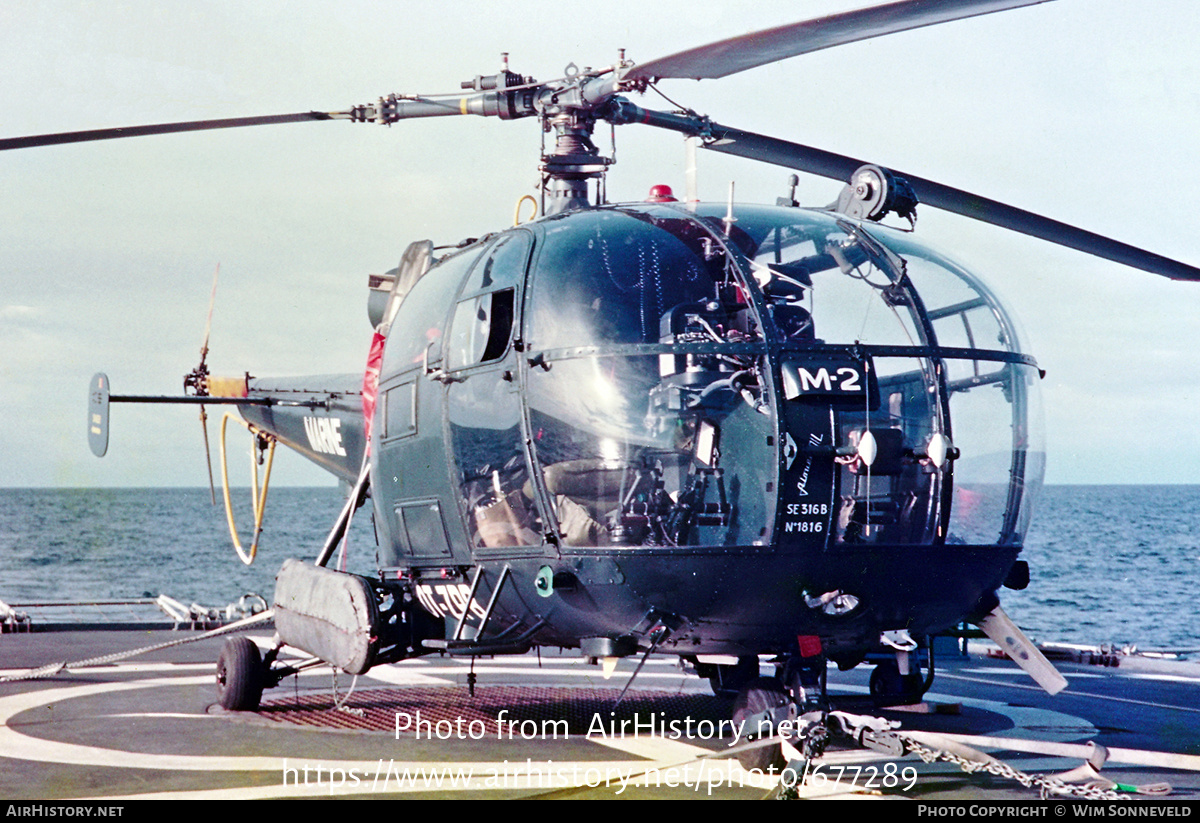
195,263,221,504
199,263,220,369
200,405,217,505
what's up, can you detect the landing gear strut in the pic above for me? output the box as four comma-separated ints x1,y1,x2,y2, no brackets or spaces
729,636,830,771
699,655,759,697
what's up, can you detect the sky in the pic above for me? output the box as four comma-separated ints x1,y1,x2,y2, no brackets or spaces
2,0,1198,487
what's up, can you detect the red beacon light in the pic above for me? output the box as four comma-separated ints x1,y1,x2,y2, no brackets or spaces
646,184,678,202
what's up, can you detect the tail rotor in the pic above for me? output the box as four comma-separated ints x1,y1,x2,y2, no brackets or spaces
184,264,221,504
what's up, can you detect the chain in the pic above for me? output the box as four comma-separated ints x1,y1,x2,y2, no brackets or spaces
901,737,1125,801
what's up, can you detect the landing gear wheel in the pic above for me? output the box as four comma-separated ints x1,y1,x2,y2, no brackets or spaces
731,678,788,772
869,659,926,707
216,636,265,711
707,655,760,698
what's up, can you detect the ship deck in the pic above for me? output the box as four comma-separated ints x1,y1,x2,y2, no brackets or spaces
1,627,1198,802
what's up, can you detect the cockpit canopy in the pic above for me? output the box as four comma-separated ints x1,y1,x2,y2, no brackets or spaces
380,202,1044,556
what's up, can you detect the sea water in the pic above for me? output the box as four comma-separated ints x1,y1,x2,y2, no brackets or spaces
0,487,377,609
1004,485,1200,652
1,485,1197,650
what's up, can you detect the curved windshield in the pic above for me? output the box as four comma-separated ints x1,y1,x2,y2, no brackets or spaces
524,206,774,548
516,202,1041,550
527,206,763,349
698,204,1044,548
873,226,1045,545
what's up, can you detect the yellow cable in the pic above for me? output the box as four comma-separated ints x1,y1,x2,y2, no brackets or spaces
219,412,276,565
514,194,537,226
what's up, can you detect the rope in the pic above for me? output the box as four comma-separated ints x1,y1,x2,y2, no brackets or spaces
0,609,274,683
331,670,364,716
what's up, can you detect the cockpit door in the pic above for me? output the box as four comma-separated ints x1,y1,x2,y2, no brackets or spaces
443,232,547,558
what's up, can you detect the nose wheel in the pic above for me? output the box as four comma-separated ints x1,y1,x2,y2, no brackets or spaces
730,678,789,771
729,640,830,772
868,657,929,706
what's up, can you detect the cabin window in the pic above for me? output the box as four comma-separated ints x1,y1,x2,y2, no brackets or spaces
448,288,516,370
448,367,545,550
382,378,416,441
382,244,485,376
447,232,531,371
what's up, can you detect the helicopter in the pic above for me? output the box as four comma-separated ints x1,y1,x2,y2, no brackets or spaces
6,0,1200,768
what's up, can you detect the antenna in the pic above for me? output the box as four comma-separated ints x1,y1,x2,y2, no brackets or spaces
723,181,736,235
685,136,699,203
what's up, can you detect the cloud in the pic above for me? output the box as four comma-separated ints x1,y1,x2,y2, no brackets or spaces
0,305,44,320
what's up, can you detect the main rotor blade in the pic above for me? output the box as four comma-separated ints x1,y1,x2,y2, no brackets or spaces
704,124,1200,282
0,112,333,152
611,103,1200,282
624,0,1053,81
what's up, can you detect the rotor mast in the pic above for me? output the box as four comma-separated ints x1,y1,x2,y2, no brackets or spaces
534,56,632,215
539,107,609,215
